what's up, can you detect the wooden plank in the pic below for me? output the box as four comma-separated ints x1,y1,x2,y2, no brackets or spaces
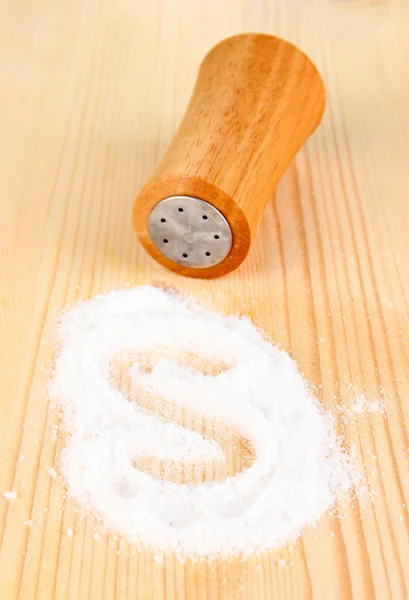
0,0,408,598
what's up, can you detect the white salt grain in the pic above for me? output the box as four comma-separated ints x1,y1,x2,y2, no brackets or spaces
337,394,386,422
50,286,355,559
23,520,34,528
350,395,386,415
4,491,17,500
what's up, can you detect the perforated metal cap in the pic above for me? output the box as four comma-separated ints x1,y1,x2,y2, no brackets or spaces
148,196,233,268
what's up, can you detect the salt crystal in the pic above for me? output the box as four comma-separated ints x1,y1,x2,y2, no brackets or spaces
23,520,33,528
336,393,386,423
4,491,17,500
66,528,74,537
50,286,357,559
350,395,386,415
48,468,57,478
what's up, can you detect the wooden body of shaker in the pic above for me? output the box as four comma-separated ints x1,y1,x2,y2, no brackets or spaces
133,33,326,278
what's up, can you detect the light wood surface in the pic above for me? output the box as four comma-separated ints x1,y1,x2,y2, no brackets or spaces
1,1,409,599
134,33,325,278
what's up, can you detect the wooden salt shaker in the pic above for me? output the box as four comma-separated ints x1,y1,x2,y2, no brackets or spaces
133,33,325,278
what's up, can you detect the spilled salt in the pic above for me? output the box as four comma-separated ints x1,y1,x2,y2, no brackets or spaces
350,395,386,415
50,286,356,559
337,393,386,423
3,491,17,500
23,520,33,528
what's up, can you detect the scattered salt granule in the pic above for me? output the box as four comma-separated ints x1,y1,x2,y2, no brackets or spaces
337,393,386,423
66,528,74,537
50,286,357,559
22,520,33,528
154,555,164,563
3,491,17,500
350,394,386,415
48,468,57,478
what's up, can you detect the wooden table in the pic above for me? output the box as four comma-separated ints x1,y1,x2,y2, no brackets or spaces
1,1,409,598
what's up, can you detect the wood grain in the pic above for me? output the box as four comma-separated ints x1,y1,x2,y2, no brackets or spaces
1,0,409,598
133,33,325,278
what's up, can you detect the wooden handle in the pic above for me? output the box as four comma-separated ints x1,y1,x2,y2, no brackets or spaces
133,33,325,278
